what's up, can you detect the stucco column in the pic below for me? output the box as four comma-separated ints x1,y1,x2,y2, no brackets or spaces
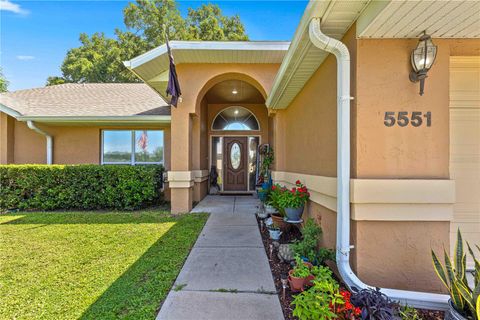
0,113,14,164
169,107,194,213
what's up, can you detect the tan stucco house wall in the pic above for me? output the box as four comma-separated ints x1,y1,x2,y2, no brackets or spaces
1,0,479,298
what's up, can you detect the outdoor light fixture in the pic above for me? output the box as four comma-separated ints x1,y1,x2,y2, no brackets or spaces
409,32,437,96
234,109,239,115
232,89,238,95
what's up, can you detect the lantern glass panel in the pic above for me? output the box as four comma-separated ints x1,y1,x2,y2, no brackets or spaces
412,38,437,72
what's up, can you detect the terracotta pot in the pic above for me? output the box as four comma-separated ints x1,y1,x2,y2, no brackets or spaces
271,214,287,230
305,274,315,287
288,270,305,292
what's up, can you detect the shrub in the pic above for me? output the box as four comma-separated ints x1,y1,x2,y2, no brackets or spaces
0,164,164,211
290,218,335,265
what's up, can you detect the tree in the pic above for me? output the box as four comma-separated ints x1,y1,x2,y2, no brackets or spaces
0,68,8,92
47,0,248,85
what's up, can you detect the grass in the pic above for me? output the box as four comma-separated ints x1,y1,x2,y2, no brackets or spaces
0,210,208,320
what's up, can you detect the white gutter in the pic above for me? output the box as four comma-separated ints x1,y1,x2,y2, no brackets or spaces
308,17,449,311
26,121,53,165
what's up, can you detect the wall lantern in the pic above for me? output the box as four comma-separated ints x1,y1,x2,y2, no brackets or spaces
409,32,437,96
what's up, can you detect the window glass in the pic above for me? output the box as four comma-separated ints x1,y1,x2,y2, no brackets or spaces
102,130,164,164
103,131,132,163
230,143,241,169
212,106,259,131
135,130,164,163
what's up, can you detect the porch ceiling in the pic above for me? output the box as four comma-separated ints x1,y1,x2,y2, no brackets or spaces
124,41,289,103
205,80,264,104
357,0,480,39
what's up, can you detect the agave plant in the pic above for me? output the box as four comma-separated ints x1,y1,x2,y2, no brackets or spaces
431,229,480,319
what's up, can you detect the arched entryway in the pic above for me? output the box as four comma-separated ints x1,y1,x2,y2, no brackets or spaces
198,78,270,194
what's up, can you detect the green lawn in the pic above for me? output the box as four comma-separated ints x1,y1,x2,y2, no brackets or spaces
0,210,208,320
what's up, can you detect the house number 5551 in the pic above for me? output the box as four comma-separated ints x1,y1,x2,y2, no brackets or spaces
384,111,432,127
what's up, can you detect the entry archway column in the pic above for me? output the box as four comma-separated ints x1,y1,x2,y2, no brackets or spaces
168,106,194,213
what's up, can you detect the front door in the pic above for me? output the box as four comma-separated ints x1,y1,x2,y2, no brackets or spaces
223,137,248,191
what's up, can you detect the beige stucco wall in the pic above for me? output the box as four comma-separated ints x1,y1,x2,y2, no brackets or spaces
1,117,171,170
271,24,480,292
0,113,15,164
354,37,480,179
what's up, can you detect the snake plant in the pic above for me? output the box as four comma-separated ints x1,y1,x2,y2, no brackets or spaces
431,229,480,319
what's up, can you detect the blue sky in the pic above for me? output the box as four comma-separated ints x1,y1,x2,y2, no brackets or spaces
1,0,308,91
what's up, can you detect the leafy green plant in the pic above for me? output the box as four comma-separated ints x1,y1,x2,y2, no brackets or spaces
259,145,274,179
0,164,164,211
431,229,480,319
291,265,344,320
292,255,311,278
398,305,421,320
290,218,334,265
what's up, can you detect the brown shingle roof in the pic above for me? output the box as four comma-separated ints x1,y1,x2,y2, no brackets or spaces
0,83,170,117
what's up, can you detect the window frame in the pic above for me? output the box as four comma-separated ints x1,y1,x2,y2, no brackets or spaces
101,129,164,166
211,106,261,132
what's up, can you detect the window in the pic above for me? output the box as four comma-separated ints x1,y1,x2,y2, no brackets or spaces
212,106,260,131
102,130,164,165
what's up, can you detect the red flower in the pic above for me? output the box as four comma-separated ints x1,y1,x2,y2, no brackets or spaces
272,185,276,190
295,180,301,185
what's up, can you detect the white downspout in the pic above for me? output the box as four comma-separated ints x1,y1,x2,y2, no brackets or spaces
27,121,53,165
308,17,449,310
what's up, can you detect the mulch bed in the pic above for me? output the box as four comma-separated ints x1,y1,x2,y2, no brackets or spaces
256,216,445,320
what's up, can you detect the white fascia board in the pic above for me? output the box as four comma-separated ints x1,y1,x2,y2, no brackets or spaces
124,41,290,70
0,103,22,118
266,0,331,109
16,115,171,124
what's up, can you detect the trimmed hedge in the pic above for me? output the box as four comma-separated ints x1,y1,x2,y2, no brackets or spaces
0,165,164,211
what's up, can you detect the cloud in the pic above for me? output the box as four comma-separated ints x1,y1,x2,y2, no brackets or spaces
16,55,35,60
0,0,29,15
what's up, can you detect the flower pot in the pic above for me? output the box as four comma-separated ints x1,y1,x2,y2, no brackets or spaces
268,228,282,240
271,214,287,230
305,274,315,287
265,204,278,214
445,300,467,320
285,206,304,221
262,182,271,190
288,270,305,292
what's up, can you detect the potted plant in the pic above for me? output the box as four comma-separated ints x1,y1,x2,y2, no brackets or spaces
431,229,480,320
288,255,311,292
277,180,310,221
268,184,288,229
259,145,274,189
267,223,282,241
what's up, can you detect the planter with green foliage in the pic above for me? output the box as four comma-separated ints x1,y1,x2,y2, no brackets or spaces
0,164,164,211
431,229,480,320
289,255,311,292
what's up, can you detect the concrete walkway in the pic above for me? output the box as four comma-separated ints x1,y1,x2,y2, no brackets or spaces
157,195,284,320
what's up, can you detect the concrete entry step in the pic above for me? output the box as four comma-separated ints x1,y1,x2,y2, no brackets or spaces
174,247,276,293
157,291,284,320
